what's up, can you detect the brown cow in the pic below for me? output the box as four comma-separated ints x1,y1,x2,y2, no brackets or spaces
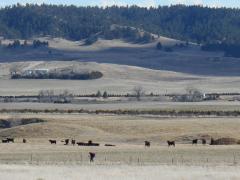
23,139,27,143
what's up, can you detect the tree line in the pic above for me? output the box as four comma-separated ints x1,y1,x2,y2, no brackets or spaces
0,4,239,45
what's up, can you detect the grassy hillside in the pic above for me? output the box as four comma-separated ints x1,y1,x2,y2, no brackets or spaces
0,36,239,76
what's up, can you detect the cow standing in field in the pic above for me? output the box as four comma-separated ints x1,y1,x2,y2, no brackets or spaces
210,138,215,145
49,140,57,144
2,139,8,143
192,139,198,145
105,144,116,147
167,141,175,147
71,139,76,146
7,138,14,143
202,139,207,145
89,152,96,162
145,141,151,148
64,139,69,145
23,139,27,143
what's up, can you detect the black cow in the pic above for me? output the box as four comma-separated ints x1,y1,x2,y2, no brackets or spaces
49,140,57,144
7,138,14,143
202,139,207,145
71,139,76,146
2,139,8,143
167,141,175,147
192,139,198,145
210,138,215,145
77,141,100,146
105,144,116,147
89,152,96,162
88,140,100,146
77,142,87,146
23,139,27,143
64,139,69,145
145,141,151,147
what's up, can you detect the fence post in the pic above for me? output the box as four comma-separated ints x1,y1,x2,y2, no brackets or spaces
30,153,33,164
81,153,82,163
233,153,237,165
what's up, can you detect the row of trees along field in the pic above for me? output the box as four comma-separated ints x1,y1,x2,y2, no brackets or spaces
0,4,239,45
0,39,49,49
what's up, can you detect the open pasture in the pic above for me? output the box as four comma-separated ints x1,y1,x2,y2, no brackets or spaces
0,114,239,166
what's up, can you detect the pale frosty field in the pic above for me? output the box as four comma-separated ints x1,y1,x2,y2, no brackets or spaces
0,164,239,180
2,61,240,95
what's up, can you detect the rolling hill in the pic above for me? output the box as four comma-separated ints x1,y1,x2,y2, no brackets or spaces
0,36,239,76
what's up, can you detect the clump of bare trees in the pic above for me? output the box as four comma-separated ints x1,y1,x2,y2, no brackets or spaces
38,90,73,103
133,86,145,101
9,64,21,76
173,87,204,102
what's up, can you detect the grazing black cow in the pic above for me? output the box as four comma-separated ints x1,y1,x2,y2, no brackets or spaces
77,141,100,146
77,142,87,146
23,139,27,143
192,139,198,145
104,144,116,147
64,139,69,145
71,139,76,146
167,141,175,147
202,139,207,145
2,139,8,143
145,141,151,148
105,144,116,147
49,140,57,144
7,138,14,143
210,138,215,145
89,152,96,162
88,140,100,146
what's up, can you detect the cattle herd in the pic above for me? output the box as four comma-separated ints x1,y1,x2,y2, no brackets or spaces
0,137,216,162
0,137,210,147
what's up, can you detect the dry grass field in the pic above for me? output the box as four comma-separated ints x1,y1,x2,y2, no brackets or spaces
1,114,240,143
0,37,237,77
0,38,240,179
0,114,239,166
1,61,240,96
2,101,240,111
0,164,239,180
0,114,239,179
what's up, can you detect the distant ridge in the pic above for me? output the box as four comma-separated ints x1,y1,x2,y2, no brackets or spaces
0,4,239,44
